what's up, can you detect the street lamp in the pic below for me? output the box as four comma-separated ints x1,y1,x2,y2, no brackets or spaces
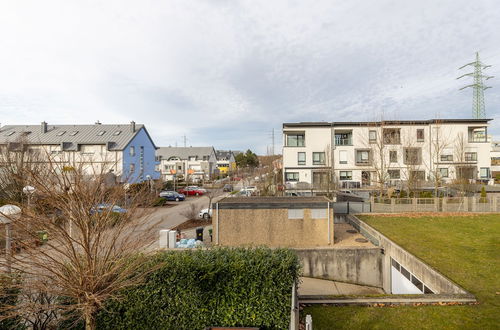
0,204,21,273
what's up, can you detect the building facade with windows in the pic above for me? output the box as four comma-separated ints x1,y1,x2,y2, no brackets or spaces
282,119,493,190
0,121,160,183
156,146,217,182
215,150,236,175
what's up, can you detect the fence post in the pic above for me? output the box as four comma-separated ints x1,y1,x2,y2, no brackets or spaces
413,198,417,212
434,197,439,212
390,198,395,213
493,196,498,212
471,196,476,212
443,197,447,212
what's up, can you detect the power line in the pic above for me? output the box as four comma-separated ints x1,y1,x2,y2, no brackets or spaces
457,52,494,119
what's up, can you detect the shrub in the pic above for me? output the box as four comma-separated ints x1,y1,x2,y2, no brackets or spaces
96,248,300,329
152,197,167,207
0,276,24,330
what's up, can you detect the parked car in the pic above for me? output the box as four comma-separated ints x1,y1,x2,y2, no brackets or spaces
92,204,127,214
159,190,185,201
178,186,206,196
223,184,233,192
198,208,213,219
237,190,253,197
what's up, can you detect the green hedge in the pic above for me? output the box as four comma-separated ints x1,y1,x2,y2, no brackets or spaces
96,248,300,330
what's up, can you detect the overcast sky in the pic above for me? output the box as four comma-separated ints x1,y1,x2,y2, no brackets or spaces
0,0,499,154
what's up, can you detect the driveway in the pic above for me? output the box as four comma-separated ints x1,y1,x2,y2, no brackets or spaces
146,194,226,231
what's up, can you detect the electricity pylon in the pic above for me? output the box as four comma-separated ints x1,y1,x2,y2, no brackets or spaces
457,52,493,119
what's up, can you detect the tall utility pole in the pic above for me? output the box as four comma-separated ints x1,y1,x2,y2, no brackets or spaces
271,128,275,156
183,135,187,147
457,52,493,119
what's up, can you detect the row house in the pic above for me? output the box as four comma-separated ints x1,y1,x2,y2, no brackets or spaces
156,146,217,182
215,150,236,175
0,121,160,183
282,119,492,190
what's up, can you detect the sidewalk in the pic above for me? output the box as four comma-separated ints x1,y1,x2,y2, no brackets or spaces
298,277,383,296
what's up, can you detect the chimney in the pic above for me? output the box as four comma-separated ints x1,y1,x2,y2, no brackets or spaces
41,121,47,133
95,120,101,125
130,121,136,132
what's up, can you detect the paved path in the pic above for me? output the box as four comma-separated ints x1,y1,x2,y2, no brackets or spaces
298,277,384,296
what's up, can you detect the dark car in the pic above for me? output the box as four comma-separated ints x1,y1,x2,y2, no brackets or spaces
159,190,185,201
223,184,233,192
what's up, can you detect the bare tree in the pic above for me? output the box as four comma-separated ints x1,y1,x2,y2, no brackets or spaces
0,154,161,330
181,203,200,220
427,122,452,196
453,132,476,196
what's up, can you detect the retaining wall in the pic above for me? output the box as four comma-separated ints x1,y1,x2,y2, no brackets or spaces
295,247,383,288
346,215,469,295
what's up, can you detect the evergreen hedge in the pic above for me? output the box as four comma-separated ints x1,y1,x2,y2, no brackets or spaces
96,247,300,330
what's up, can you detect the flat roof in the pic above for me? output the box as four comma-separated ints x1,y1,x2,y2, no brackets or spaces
215,196,332,209
283,118,492,128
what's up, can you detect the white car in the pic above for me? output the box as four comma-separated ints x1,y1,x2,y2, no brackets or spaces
198,208,212,219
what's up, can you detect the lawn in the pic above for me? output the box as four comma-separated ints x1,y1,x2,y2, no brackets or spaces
303,214,500,330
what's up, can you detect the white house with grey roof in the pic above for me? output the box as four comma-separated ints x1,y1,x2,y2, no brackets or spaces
0,121,159,183
156,146,217,182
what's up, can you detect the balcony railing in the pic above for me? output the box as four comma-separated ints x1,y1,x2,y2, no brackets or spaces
335,137,352,146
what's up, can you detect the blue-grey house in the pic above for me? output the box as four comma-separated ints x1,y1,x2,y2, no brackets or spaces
0,121,160,183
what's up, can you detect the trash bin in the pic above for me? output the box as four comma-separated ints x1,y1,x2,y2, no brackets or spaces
196,227,203,241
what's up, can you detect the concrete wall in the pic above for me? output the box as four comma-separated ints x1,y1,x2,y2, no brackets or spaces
296,247,383,288
214,207,334,248
347,215,468,294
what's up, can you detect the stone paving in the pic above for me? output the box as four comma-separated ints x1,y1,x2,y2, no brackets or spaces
334,223,375,247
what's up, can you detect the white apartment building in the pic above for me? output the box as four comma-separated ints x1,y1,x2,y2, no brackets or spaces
491,141,500,182
282,119,493,190
156,146,217,182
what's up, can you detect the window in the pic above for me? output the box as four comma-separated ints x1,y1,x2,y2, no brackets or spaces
355,149,370,165
311,209,327,219
286,133,305,147
339,150,347,164
129,146,135,156
339,171,352,180
492,157,500,166
465,152,477,162
335,131,352,146
288,209,304,219
69,131,78,136
438,168,449,178
97,131,106,136
390,150,397,163
285,172,299,181
480,167,490,178
313,172,329,187
56,131,66,136
440,154,453,162
129,163,135,173
404,148,422,165
417,129,424,142
189,156,196,161
409,170,426,181
468,127,487,142
369,130,377,143
383,128,401,144
312,152,325,165
177,166,182,170
113,131,121,136
388,170,400,179
5,131,15,136
298,152,306,165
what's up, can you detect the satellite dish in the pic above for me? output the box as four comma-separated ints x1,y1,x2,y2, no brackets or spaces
0,204,21,224
23,186,36,194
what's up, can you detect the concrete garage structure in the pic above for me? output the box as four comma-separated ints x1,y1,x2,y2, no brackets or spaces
212,197,333,248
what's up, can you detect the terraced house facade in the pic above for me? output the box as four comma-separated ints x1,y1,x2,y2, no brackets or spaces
282,119,492,191
0,121,159,183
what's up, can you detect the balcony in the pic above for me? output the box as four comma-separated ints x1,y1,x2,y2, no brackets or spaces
335,131,353,146
468,127,487,143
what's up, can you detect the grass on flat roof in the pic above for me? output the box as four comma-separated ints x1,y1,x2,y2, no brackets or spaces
303,214,500,330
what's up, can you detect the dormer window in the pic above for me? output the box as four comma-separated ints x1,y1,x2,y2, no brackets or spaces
69,131,78,136
57,131,66,136
113,131,121,136
5,131,15,136
97,131,106,136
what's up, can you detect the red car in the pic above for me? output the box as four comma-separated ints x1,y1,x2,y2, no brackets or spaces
178,186,206,196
